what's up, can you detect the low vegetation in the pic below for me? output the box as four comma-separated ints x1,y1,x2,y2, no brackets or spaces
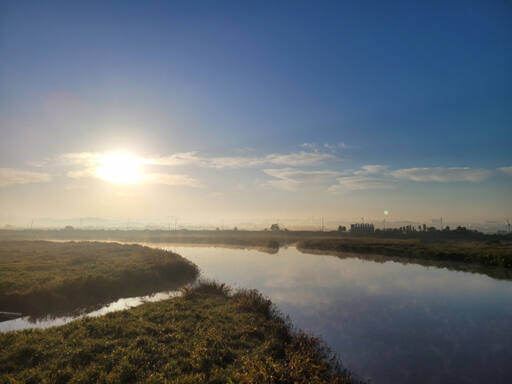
2,229,511,276
0,282,361,383
297,237,512,269
0,229,297,251
0,241,198,317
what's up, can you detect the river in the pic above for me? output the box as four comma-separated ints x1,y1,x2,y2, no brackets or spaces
2,244,512,383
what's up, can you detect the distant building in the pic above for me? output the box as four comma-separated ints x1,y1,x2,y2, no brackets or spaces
350,223,375,233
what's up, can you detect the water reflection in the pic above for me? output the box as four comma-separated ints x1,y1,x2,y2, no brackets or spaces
160,245,512,384
2,243,511,383
0,290,180,333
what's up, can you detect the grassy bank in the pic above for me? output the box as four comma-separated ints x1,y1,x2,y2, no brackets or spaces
0,282,360,383
0,241,198,317
2,229,511,275
297,237,512,269
0,229,294,251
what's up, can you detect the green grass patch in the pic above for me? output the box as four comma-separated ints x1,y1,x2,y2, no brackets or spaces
0,241,198,317
297,237,512,269
0,281,361,383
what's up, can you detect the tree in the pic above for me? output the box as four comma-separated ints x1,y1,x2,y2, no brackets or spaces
337,225,347,232
270,223,280,231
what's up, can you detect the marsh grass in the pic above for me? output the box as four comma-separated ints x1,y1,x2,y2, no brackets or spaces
0,281,362,383
2,228,511,267
0,229,294,251
297,237,512,269
0,241,199,317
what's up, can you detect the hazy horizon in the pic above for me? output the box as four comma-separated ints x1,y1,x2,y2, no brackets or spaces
0,215,509,234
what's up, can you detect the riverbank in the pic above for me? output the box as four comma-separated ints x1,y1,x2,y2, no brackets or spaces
0,241,198,318
297,237,512,269
2,229,511,273
0,282,361,383
0,229,291,250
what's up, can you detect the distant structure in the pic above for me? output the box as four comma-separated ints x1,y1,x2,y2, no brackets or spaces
270,223,280,231
350,223,375,233
431,218,443,229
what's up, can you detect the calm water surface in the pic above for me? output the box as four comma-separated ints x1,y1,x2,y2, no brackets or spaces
0,290,181,332
2,244,512,383
162,245,512,384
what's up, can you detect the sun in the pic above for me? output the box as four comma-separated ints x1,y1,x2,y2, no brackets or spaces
96,153,143,184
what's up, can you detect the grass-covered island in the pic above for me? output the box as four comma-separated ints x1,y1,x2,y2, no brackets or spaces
0,282,360,383
0,241,199,317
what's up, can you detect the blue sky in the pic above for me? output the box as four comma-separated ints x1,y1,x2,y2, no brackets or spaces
0,1,511,227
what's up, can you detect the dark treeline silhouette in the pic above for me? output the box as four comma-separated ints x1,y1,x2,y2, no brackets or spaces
1,226,509,243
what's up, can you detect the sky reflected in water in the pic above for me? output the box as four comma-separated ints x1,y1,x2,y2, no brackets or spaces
163,245,512,384
0,290,180,333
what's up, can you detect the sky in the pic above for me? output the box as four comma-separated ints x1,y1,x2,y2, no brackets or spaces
0,0,511,229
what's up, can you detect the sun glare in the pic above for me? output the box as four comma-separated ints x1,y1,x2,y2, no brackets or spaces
96,153,143,184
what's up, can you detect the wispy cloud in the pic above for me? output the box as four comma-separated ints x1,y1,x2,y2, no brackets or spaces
143,173,200,187
146,152,200,167
264,168,341,190
30,149,511,193
57,150,337,170
300,143,317,150
329,165,494,192
498,166,512,176
390,167,491,182
353,165,388,175
56,153,200,187
324,142,349,150
0,168,52,187
329,176,393,191
201,155,264,169
301,142,348,152
328,165,392,191
66,167,199,187
265,151,335,166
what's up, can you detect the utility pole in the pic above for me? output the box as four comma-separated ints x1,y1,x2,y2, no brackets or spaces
321,217,324,232
167,216,177,231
